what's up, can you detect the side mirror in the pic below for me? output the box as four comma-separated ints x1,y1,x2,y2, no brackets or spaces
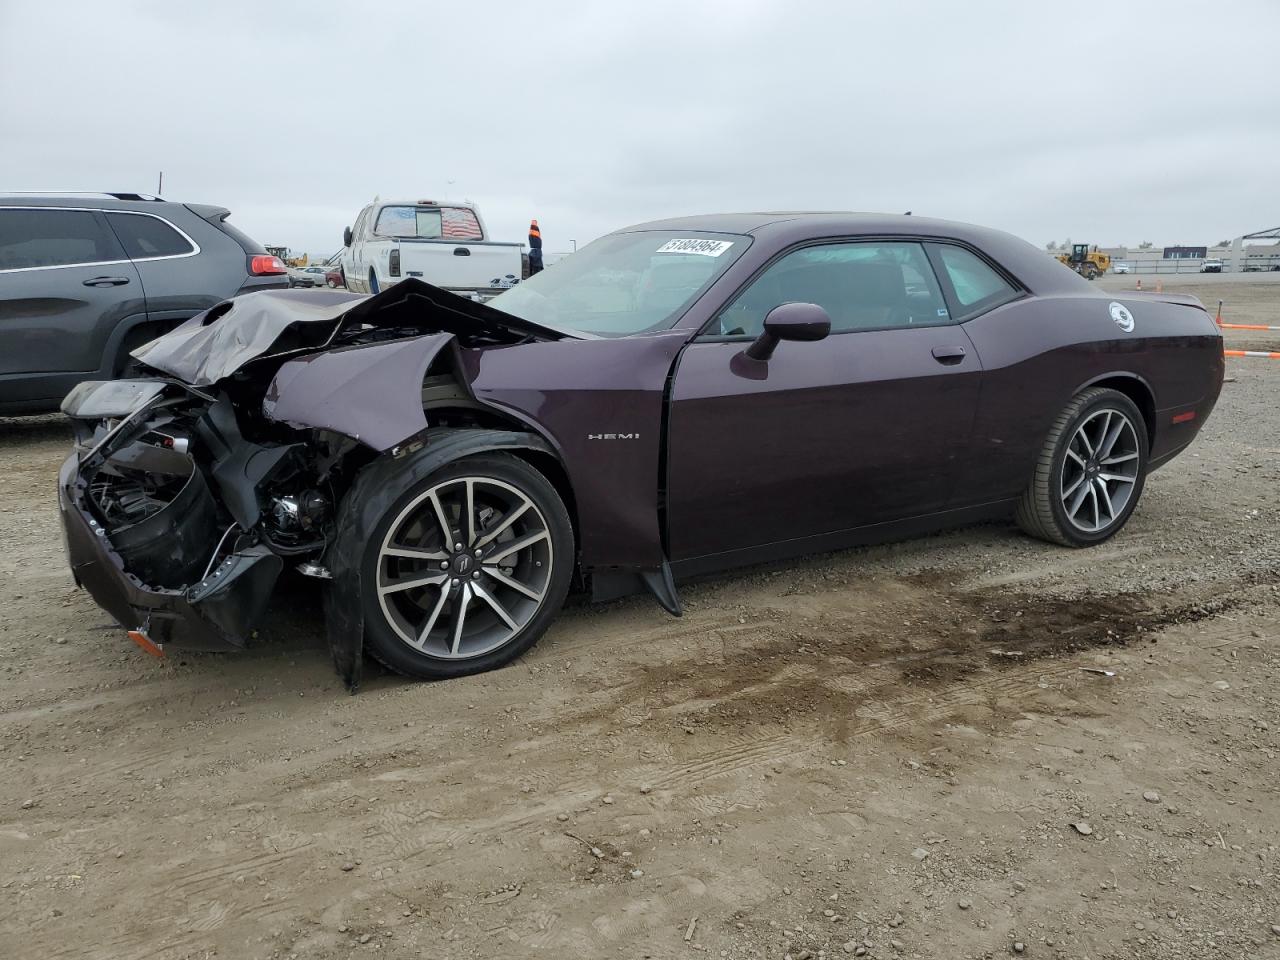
745,302,831,361
343,226,353,247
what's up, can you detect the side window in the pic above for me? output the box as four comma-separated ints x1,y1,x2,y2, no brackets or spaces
0,208,123,270
933,244,1016,314
712,241,951,337
106,213,194,259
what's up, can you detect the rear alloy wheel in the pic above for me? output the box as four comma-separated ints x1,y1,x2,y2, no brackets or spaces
1015,387,1149,547
360,455,573,679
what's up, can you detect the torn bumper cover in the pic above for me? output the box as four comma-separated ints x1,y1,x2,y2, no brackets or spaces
59,451,282,652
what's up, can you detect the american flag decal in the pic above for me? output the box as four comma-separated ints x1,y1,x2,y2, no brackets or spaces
441,207,483,241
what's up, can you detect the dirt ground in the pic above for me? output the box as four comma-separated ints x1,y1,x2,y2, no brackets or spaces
1,278,1277,960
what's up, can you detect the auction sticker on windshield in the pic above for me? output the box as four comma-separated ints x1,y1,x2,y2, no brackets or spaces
656,238,735,257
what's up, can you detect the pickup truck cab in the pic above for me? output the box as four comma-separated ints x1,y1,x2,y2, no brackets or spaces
341,199,522,300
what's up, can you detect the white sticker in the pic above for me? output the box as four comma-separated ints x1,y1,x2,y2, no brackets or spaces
656,238,734,257
1109,301,1134,333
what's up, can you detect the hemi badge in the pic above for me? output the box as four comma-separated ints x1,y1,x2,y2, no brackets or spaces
1171,411,1196,424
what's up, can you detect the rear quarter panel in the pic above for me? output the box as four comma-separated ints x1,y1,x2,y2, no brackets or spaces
959,293,1222,503
129,210,252,319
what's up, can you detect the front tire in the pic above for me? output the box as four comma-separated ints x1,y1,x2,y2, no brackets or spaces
1015,387,1148,547
359,454,574,680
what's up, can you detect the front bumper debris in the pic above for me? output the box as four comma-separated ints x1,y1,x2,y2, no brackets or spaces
58,451,281,652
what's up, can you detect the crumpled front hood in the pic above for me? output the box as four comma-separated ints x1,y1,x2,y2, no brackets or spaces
132,278,569,387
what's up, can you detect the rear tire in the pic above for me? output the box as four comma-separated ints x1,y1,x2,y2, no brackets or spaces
1015,387,1149,547
359,454,574,680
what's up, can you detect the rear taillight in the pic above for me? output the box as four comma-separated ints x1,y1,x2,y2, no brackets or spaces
388,248,401,277
249,254,287,275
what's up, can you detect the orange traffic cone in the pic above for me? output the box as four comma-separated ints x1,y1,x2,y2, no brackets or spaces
1156,280,1163,293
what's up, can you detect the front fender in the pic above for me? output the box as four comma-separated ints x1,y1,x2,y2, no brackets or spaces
325,428,558,691
263,333,454,451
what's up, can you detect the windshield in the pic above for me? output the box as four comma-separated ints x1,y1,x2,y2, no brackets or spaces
489,230,749,337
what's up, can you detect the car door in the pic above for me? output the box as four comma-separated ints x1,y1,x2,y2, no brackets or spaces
342,206,368,292
352,205,374,291
103,210,222,328
0,206,144,379
666,239,981,564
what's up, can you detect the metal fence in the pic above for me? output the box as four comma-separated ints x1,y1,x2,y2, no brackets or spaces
1106,257,1280,275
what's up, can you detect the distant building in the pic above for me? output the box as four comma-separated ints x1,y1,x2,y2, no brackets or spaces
1242,241,1280,271
1162,245,1207,260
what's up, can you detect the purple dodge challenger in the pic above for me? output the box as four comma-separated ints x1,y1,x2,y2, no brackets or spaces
57,213,1223,687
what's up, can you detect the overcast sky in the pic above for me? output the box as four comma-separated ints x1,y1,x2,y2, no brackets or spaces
3,1,1277,257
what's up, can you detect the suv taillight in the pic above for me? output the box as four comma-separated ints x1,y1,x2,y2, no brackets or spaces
388,248,401,277
249,254,287,275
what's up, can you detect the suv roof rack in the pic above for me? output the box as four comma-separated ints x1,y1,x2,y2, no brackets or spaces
1,191,164,201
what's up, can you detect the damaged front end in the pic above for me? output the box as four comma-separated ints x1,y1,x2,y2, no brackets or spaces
57,280,566,666
60,379,333,653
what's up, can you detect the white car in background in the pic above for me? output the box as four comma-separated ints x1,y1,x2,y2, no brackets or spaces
341,199,523,300
1113,261,1131,274
288,265,329,288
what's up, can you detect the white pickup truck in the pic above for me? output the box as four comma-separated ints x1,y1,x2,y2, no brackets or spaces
341,199,523,299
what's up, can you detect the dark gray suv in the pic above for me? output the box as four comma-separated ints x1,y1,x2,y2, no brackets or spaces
0,193,288,414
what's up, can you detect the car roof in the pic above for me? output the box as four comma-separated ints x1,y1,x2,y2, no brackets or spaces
371,198,475,209
0,193,197,214
620,211,1000,241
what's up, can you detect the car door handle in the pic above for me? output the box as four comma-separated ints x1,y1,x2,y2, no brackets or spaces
83,276,131,287
452,247,471,256
931,345,967,365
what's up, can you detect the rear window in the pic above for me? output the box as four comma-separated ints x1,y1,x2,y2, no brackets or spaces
106,212,195,259
373,205,483,241
934,244,1016,311
0,208,124,270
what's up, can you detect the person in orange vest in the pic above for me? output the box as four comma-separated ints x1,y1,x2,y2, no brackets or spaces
528,219,543,275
